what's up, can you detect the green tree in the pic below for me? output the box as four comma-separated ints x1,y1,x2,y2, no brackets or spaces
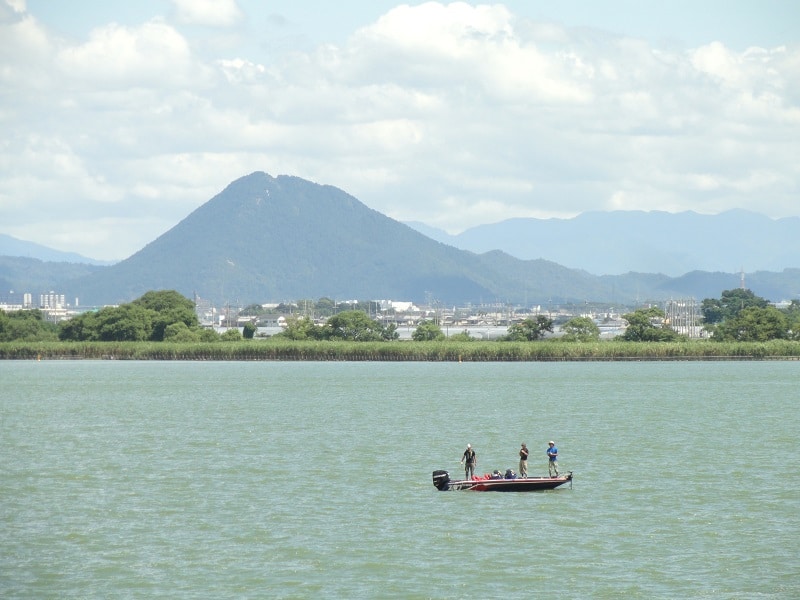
620,307,681,341
197,327,220,342
133,290,199,341
277,316,322,340
560,316,600,342
59,290,199,342
323,310,385,341
783,299,800,316
701,289,769,325
163,321,200,342
220,328,243,341
447,330,474,342
380,322,399,341
275,302,296,314
712,306,788,341
412,320,445,341
58,310,99,341
0,309,58,342
503,315,554,341
94,304,154,341
315,297,336,317
239,304,267,317
784,300,800,340
242,321,257,339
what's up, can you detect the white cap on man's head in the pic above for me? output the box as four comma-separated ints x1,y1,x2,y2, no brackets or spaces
549,441,555,445
467,443,471,448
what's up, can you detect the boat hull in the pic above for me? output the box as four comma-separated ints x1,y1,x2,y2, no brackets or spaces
433,470,572,491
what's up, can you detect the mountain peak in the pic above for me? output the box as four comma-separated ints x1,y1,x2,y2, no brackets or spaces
62,173,505,305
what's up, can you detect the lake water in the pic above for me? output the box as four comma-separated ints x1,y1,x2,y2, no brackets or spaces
1,360,797,599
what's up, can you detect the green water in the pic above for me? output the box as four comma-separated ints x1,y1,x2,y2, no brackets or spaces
1,360,798,598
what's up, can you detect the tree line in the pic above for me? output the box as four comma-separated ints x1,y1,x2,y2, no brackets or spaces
1,290,245,343
1,288,799,343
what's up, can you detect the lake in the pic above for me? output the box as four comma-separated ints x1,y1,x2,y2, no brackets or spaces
1,360,797,598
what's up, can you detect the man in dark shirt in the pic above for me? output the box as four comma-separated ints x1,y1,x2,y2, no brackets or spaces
461,444,476,479
519,443,529,478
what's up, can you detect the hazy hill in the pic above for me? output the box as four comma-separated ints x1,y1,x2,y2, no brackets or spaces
406,210,800,276
0,256,100,304
0,233,110,265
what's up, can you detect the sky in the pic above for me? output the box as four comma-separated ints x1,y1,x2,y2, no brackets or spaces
1,1,798,261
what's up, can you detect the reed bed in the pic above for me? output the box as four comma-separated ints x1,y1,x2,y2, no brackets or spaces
2,339,800,361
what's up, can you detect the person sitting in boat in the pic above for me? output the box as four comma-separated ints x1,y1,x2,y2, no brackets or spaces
504,468,517,479
489,469,503,479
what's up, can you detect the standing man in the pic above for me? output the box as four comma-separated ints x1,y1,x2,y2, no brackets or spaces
461,444,476,480
547,441,559,477
518,443,529,478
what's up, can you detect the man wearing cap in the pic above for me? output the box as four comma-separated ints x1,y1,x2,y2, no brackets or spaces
546,441,559,477
519,443,529,478
460,444,476,480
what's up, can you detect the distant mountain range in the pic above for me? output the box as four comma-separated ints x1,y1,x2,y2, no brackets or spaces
1,172,799,307
405,210,800,277
0,233,111,266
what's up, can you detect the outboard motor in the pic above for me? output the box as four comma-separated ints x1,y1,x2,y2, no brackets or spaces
432,470,450,490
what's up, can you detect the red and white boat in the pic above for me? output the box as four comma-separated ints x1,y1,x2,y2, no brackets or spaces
432,469,573,492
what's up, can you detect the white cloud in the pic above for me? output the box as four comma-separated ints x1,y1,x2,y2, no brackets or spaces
345,3,587,104
0,0,25,19
0,1,799,259
0,8,50,81
691,41,748,87
56,20,198,87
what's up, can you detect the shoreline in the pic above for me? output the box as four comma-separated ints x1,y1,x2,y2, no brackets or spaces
3,340,799,362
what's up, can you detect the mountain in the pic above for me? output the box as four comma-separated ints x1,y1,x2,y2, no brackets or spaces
6,172,800,307
0,233,111,265
0,256,101,304
65,172,620,306
405,210,800,276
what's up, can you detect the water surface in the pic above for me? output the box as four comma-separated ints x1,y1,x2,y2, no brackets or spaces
2,361,797,598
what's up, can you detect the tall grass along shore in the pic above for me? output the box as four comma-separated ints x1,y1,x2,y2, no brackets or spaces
2,340,800,361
